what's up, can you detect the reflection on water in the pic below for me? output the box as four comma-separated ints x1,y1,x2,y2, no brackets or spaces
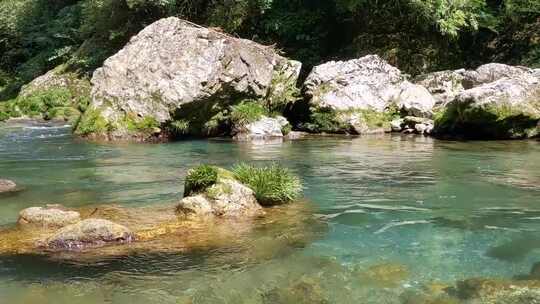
0,121,540,303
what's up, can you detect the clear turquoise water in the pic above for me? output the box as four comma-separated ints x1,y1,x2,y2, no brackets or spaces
0,121,539,303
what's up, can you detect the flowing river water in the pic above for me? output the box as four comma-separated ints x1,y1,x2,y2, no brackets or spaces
0,120,539,303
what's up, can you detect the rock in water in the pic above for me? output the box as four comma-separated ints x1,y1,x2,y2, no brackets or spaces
233,116,290,140
434,69,540,139
18,205,81,227
177,179,262,218
80,17,300,140
302,55,435,133
46,219,134,250
0,179,17,193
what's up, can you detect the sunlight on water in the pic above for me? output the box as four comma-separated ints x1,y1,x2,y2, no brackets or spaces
1,121,539,303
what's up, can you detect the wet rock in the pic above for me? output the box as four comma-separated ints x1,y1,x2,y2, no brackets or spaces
82,17,300,140
262,278,328,304
46,219,134,250
286,131,308,140
177,179,262,218
233,116,290,140
0,179,17,193
390,118,404,132
18,205,81,227
357,262,409,287
454,278,540,303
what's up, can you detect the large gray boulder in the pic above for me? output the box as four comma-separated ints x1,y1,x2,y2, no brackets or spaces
434,69,540,139
46,219,134,250
415,63,538,108
0,179,17,193
177,179,262,218
81,17,300,140
18,205,81,227
462,63,534,88
303,55,405,112
302,55,436,134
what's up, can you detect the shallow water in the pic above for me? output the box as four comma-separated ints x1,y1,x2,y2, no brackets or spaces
1,121,539,303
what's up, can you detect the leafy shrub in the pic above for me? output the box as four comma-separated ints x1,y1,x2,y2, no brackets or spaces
230,100,268,126
300,107,348,133
232,163,302,206
169,119,190,135
184,164,219,197
74,107,109,135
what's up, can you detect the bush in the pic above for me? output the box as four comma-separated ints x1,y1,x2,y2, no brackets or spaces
184,164,219,197
230,100,268,126
232,163,302,206
74,107,109,135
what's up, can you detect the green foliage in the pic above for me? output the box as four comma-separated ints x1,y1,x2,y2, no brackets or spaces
169,119,190,135
433,102,540,138
232,163,302,206
230,100,268,126
301,107,349,133
74,107,109,135
0,88,78,120
122,114,160,132
1,0,539,101
281,123,292,135
184,164,219,197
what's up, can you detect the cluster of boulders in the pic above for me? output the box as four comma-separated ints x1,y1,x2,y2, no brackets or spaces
16,204,134,250
11,17,538,140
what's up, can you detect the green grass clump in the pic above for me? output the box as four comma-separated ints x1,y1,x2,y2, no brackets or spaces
230,100,268,126
184,164,219,197
169,119,190,135
74,107,109,135
232,163,302,206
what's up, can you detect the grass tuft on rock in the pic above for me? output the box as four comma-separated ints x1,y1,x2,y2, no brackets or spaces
184,164,219,197
232,163,302,206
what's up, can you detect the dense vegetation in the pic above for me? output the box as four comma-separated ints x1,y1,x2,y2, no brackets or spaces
0,0,539,101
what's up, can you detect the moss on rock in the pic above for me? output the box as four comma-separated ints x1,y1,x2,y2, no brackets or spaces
301,106,398,134
434,101,540,139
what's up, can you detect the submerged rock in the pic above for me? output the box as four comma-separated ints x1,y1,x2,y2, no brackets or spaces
233,116,290,140
18,205,81,227
357,262,410,288
177,179,262,218
80,17,300,140
0,179,17,193
46,218,134,250
262,278,329,304
454,278,540,303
